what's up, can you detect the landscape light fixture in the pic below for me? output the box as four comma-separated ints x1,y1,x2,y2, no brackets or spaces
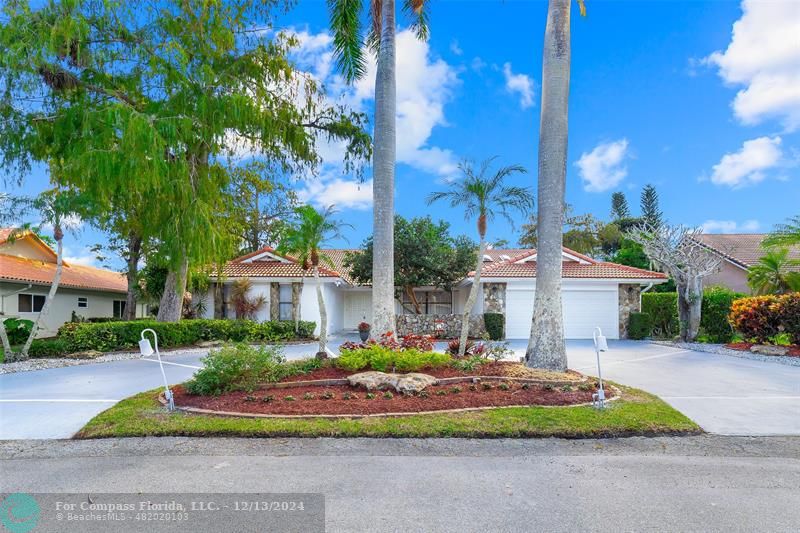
592,326,608,409
139,328,174,410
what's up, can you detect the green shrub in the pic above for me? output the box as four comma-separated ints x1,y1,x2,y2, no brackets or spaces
336,345,452,372
483,313,504,340
730,292,800,344
641,293,678,339
185,343,294,396
3,318,33,345
627,312,653,340
700,286,744,343
27,338,71,358
55,319,315,353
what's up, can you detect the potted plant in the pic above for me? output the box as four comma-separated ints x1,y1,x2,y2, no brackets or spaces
358,321,371,342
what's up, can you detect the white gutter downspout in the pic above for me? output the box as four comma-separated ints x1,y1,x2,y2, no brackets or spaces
0,284,33,315
639,283,654,311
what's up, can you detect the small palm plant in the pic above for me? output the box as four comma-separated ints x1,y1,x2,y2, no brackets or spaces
748,248,800,295
278,205,350,356
230,278,266,320
427,158,533,357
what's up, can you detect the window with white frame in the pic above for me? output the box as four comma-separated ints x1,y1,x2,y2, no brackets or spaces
113,300,126,318
77,296,89,308
279,284,293,321
18,294,45,313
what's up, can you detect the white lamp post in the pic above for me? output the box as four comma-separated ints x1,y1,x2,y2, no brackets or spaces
592,326,609,409
139,328,174,411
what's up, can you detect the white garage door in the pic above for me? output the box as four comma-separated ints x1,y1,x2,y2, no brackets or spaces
505,287,619,340
344,292,372,330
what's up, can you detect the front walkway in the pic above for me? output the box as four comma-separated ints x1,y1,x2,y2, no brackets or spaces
1,337,797,439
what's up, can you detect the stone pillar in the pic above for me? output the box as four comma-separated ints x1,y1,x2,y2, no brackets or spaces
482,283,507,313
270,282,280,321
292,282,302,325
618,284,641,339
213,282,224,319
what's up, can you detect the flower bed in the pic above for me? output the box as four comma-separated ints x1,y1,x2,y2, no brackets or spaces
725,342,800,358
170,378,610,417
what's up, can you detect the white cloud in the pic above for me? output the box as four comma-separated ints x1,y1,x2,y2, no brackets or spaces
701,219,760,233
710,136,783,187
288,28,460,186
575,139,630,192
471,57,486,73
64,245,98,267
705,0,800,131
297,176,373,211
449,39,463,56
502,62,534,109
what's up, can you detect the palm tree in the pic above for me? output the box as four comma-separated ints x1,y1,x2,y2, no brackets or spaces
427,159,532,357
763,216,800,248
328,0,429,338
748,248,800,295
0,189,86,361
278,205,350,356
526,0,585,372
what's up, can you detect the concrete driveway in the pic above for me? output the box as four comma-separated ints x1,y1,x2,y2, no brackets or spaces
1,338,798,439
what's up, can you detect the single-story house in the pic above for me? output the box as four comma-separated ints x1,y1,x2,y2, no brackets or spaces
0,228,146,337
693,233,800,294
202,246,667,339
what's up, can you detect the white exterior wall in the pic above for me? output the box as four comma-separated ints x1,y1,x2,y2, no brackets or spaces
248,281,271,322
0,282,137,338
300,279,341,335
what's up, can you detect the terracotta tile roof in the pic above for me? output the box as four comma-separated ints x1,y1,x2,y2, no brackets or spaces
473,247,667,280
0,254,127,292
0,228,14,244
219,247,350,281
693,233,800,269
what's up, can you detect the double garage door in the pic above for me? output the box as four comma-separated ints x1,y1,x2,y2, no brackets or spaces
504,287,619,340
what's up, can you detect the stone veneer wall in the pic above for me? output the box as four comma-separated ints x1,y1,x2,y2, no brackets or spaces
618,284,641,339
396,313,486,339
291,283,302,324
269,282,280,321
483,283,506,313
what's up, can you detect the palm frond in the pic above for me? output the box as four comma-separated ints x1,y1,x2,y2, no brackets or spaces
329,0,367,82
763,216,800,248
402,0,430,41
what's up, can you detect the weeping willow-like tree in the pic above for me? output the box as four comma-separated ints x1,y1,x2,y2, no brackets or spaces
0,0,371,321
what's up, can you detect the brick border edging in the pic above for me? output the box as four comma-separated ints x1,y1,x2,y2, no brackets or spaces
158,385,621,420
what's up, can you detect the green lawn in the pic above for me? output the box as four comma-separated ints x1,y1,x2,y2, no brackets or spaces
76,384,700,439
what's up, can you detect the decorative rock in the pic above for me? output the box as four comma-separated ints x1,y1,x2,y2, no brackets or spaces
68,350,104,360
196,340,224,348
749,345,789,356
348,371,438,394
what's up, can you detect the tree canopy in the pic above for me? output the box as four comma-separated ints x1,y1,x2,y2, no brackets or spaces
0,0,371,274
344,216,476,314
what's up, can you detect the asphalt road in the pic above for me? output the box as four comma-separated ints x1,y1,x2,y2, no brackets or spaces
1,339,798,438
1,436,799,532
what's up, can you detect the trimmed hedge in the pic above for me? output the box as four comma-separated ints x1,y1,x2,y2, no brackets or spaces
51,319,315,356
642,287,743,342
483,313,504,340
729,292,800,344
641,293,679,339
627,312,653,340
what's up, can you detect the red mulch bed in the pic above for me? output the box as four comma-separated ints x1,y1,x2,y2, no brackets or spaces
725,342,800,357
279,361,581,383
173,380,607,416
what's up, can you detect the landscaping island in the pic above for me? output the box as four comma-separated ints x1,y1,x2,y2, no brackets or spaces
76,336,700,439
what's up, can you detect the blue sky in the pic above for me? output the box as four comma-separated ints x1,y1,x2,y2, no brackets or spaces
3,0,798,269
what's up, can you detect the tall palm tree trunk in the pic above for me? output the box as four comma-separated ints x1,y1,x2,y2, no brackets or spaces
0,322,11,356
19,226,65,360
526,0,571,371
313,266,328,355
458,238,488,357
371,0,397,337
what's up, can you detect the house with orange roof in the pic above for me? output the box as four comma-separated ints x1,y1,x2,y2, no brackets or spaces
202,245,667,339
0,229,146,337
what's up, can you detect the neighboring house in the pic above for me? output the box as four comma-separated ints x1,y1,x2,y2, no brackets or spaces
203,246,667,339
0,228,145,337
693,234,800,295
